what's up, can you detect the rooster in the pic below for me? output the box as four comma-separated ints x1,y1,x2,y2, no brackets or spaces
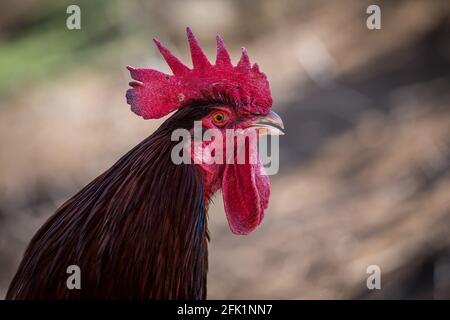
6,28,283,299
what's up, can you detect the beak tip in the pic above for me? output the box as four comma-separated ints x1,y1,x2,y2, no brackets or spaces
245,110,284,135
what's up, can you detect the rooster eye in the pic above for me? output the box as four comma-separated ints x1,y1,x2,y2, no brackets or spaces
211,111,227,126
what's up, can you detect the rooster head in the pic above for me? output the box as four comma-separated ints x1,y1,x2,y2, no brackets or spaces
126,28,283,235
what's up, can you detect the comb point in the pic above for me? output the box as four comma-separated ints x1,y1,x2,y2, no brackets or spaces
237,47,251,69
186,27,211,70
215,35,232,68
153,37,189,75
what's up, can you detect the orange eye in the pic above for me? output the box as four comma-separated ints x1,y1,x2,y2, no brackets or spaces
211,111,227,125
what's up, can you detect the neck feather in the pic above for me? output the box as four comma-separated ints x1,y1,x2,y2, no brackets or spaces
7,123,209,299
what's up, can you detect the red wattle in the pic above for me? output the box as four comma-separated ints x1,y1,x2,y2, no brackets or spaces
221,159,270,235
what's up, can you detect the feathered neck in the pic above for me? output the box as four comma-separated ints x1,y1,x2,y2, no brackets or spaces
7,109,212,299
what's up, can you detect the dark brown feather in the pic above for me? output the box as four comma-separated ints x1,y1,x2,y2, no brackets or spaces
7,104,214,300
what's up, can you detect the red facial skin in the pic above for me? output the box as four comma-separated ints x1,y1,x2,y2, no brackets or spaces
195,107,270,235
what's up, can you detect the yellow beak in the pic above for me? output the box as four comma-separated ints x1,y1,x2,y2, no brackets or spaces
246,110,285,136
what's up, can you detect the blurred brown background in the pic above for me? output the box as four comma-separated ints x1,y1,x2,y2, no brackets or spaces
1,0,450,299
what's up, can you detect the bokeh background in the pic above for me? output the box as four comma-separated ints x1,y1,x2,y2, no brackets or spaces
1,0,450,299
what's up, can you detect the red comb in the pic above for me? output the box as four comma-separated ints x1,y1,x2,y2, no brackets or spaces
126,27,272,119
